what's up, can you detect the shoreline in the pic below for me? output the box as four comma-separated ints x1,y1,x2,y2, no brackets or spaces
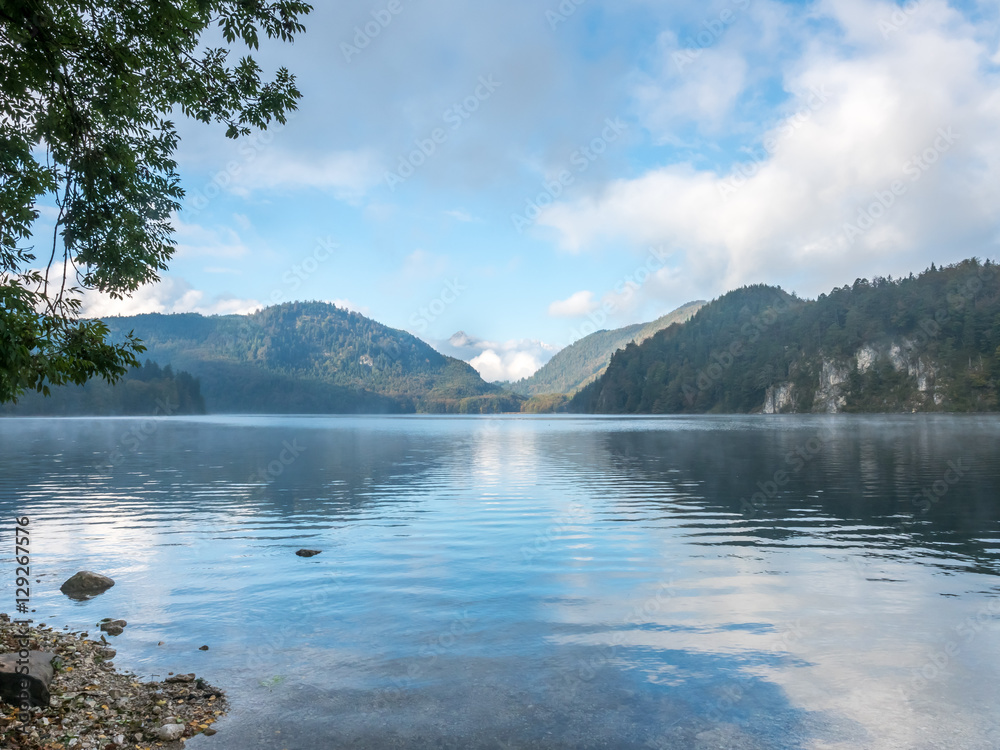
1,614,228,749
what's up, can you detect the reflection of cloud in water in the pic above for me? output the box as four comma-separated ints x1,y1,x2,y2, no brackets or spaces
2,415,999,749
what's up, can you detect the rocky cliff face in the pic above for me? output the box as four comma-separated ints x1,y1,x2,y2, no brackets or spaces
814,359,850,413
763,341,946,413
763,383,795,414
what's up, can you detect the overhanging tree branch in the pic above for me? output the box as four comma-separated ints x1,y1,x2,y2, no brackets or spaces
0,0,312,403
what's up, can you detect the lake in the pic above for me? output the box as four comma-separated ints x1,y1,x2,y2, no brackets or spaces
1,414,999,749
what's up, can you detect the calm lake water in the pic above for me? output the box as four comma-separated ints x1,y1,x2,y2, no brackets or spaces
1,415,999,749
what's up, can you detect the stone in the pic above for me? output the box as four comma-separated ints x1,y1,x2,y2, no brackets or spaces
204,727,218,736
165,673,196,684
0,651,58,707
295,549,322,557
98,648,117,660
199,645,209,651
99,620,127,634
156,723,186,741
59,571,115,600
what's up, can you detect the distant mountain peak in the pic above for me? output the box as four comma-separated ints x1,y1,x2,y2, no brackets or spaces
449,331,475,347
513,300,706,396
97,304,522,414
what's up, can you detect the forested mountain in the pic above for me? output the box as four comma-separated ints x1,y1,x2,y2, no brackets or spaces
96,302,521,414
1,360,206,416
513,301,705,396
571,259,1000,414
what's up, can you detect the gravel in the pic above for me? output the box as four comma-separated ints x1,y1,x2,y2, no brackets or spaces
1,614,228,750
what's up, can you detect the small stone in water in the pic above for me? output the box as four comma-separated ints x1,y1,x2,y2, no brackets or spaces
199,645,209,651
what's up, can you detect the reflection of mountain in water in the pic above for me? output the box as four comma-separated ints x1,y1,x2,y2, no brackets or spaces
528,416,1000,577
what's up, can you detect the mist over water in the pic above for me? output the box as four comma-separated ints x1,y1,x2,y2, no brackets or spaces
1,415,999,749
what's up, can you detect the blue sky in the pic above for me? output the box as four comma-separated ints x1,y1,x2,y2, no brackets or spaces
74,0,1000,381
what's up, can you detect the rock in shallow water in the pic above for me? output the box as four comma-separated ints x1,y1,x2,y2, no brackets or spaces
100,621,125,636
295,549,322,557
60,571,115,599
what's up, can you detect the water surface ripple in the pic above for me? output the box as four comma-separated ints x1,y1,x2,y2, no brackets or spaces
1,415,999,749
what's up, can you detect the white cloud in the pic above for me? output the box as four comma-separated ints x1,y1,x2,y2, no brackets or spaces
438,331,559,382
444,209,476,222
635,32,749,140
229,148,384,202
81,276,261,318
401,249,449,279
173,217,250,259
548,290,599,318
540,0,1000,297
597,264,692,325
469,348,546,382
468,350,506,381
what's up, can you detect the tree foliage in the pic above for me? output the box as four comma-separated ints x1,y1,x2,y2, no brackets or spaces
1,358,205,414
97,301,523,413
571,259,1000,414
512,301,704,396
0,0,311,402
